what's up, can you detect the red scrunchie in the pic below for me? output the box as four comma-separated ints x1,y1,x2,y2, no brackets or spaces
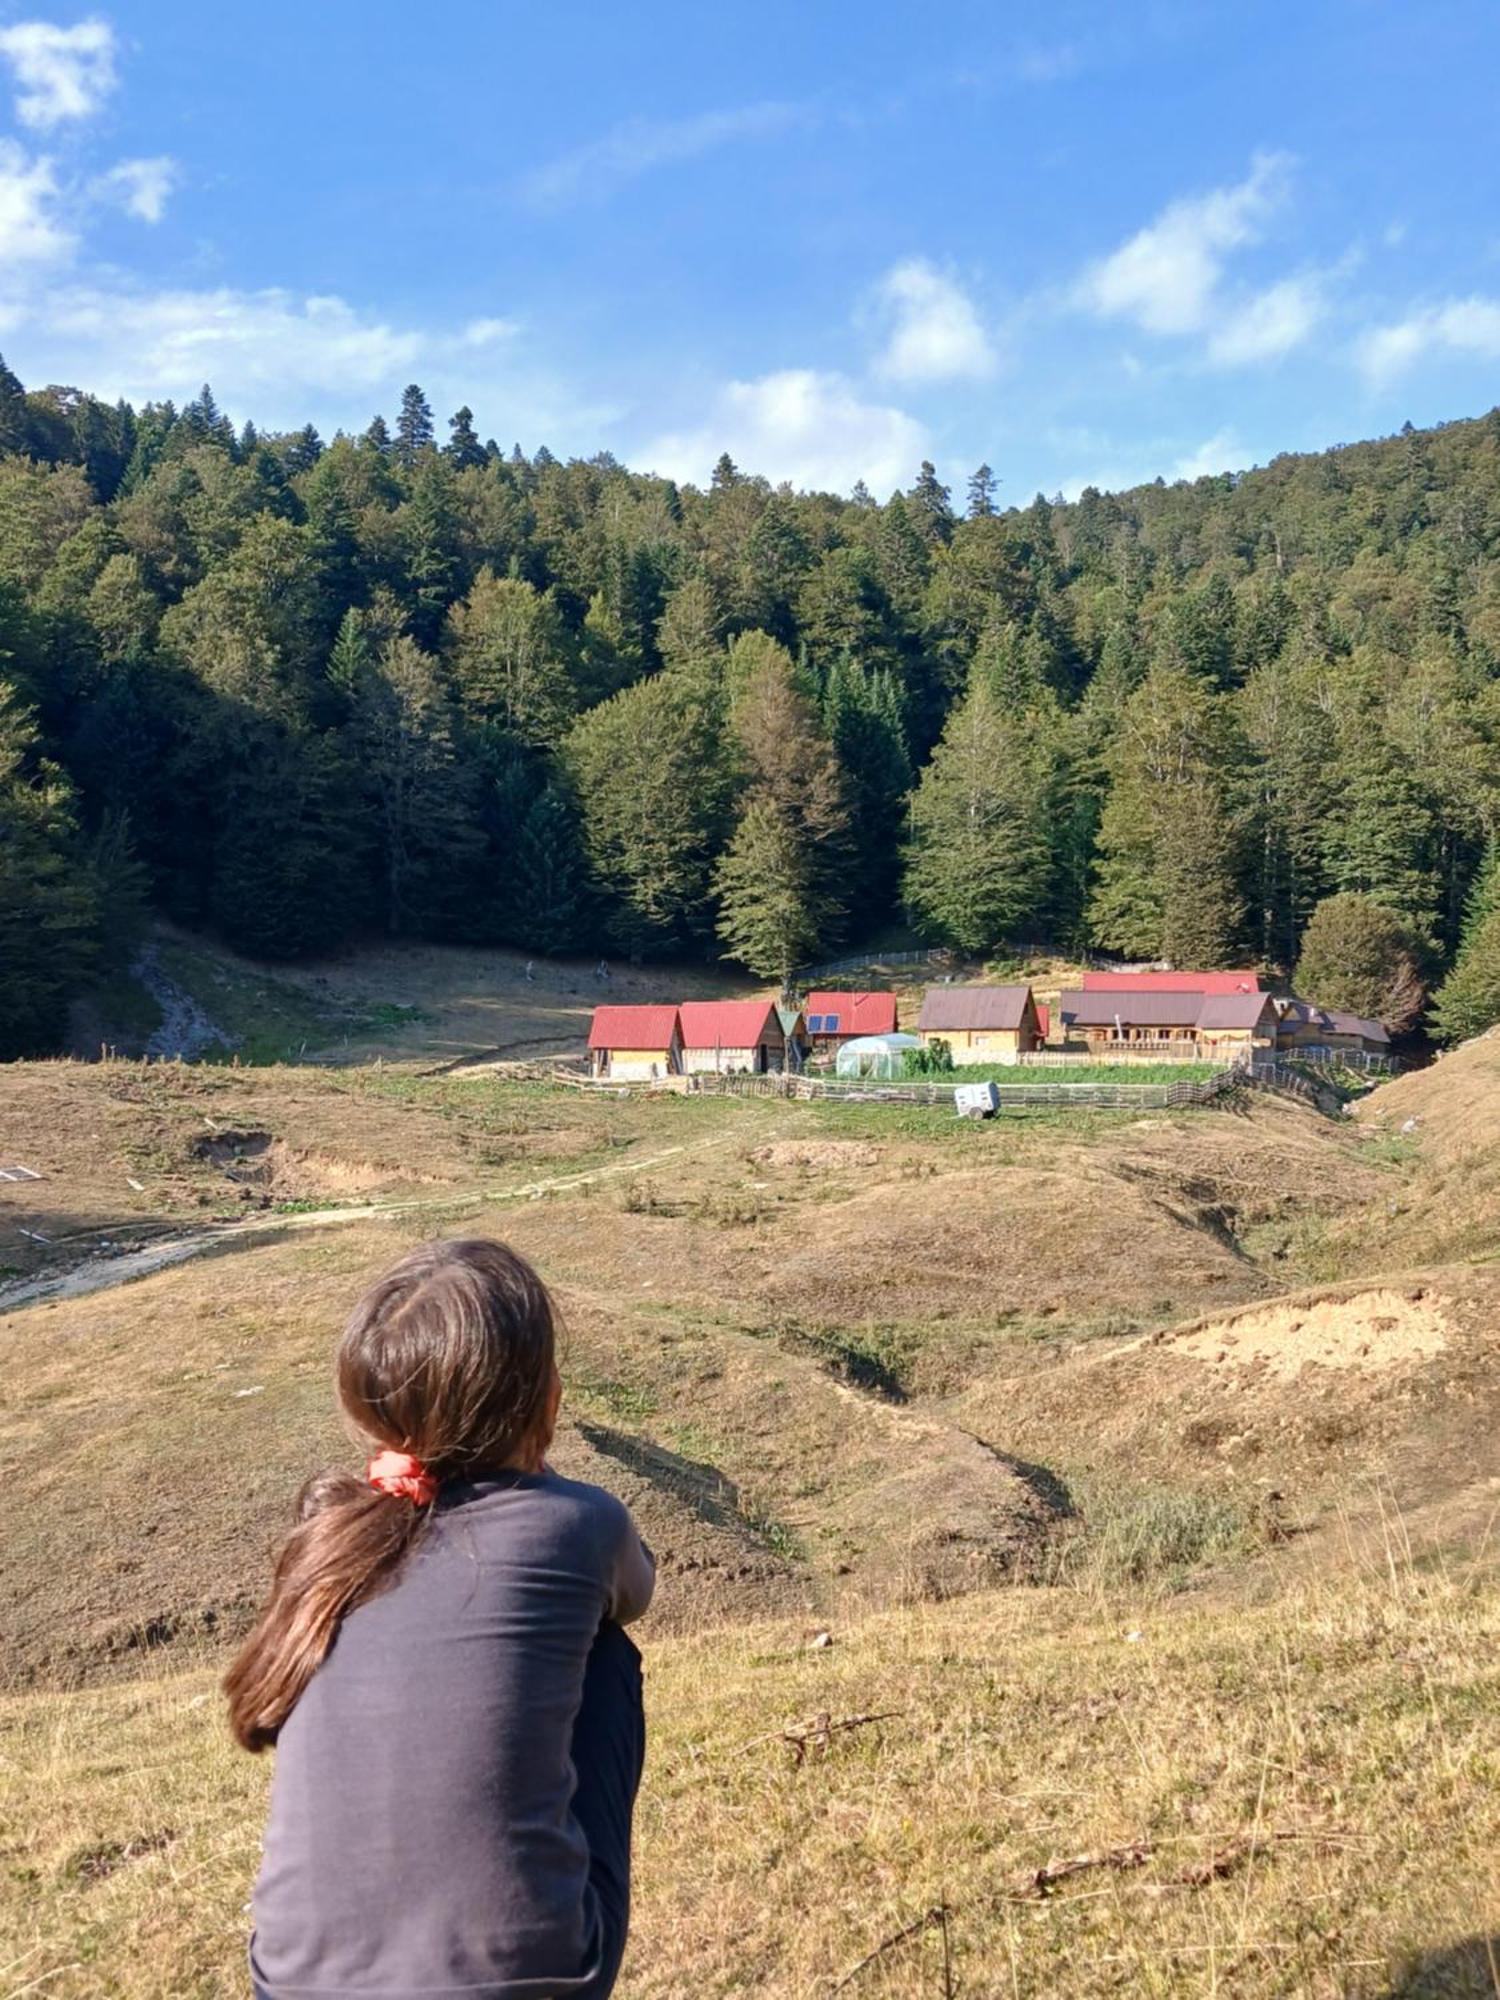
367,1449,438,1506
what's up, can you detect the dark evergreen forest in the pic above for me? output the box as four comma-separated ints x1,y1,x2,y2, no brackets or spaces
4,360,1500,1058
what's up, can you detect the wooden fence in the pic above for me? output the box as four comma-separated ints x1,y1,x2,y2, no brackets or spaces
674,1067,1245,1111
546,1052,1390,1115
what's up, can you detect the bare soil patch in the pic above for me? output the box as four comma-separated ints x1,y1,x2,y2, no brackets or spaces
1167,1286,1449,1379
749,1140,885,1170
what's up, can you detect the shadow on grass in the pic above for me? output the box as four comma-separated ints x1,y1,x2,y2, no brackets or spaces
575,1421,747,1533
959,1432,1077,1518
1379,1938,1500,1998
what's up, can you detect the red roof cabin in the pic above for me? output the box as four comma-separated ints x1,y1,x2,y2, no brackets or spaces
1081,970,1264,994
801,990,898,1048
678,999,788,1075
587,1004,683,1080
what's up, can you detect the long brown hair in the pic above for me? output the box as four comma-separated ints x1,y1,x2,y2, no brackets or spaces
224,1237,557,1751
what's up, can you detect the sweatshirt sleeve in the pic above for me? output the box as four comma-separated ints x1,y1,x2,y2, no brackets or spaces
606,1506,656,1625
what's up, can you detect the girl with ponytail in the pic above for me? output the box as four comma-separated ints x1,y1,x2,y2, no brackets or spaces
227,1237,654,2000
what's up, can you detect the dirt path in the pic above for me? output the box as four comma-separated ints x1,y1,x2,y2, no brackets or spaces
0,1137,728,1316
133,943,237,1060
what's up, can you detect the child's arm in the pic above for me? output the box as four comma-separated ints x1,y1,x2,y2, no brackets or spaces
607,1512,656,1625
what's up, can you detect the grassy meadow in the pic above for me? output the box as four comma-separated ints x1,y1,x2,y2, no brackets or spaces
5,965,1500,1995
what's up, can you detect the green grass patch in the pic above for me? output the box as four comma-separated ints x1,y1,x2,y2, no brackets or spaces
1047,1477,1276,1594
757,1317,920,1401
950,1059,1225,1085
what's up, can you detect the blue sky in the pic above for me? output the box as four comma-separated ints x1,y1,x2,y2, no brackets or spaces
0,0,1498,499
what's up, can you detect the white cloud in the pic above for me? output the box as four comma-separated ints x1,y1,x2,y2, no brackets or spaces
641,368,927,495
0,138,72,263
1078,151,1292,337
1170,429,1245,481
0,17,116,128
461,316,519,347
1011,42,1080,84
91,155,176,223
32,285,426,409
870,258,994,384
1206,274,1324,366
0,269,607,442
1357,297,1500,383
519,100,809,209
1051,424,1250,499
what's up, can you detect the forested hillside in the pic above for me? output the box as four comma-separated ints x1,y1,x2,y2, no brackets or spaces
4,361,1500,1057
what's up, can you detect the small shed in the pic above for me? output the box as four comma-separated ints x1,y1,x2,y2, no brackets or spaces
776,1002,810,1068
834,1032,923,1080
915,985,1042,1064
1321,1009,1390,1055
1277,1000,1390,1056
802,990,898,1049
678,999,788,1074
587,1004,683,1080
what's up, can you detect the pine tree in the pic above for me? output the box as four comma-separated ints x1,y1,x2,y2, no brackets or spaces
1431,844,1500,1042
325,606,371,699
714,641,849,980
209,727,371,957
394,384,435,470
656,574,724,702
0,681,99,1056
446,405,486,469
1238,658,1335,971
903,674,1054,954
347,635,479,935
966,463,997,518
400,454,463,643
507,782,591,954
909,461,955,545
1089,665,1245,962
445,570,575,745
363,413,392,456
1319,761,1441,951
0,352,27,456
282,424,324,474
823,654,911,922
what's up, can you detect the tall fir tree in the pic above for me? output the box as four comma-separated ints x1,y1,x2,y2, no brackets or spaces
1089,665,1246,963
903,673,1055,954
0,681,99,1056
394,384,436,470
715,639,850,981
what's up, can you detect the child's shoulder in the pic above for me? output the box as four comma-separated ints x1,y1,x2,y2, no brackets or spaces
538,1466,634,1533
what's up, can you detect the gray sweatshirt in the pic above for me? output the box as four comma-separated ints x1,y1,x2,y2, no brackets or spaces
249,1469,655,1998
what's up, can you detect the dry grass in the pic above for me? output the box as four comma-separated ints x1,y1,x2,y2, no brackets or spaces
5,1034,1500,1993
3,1561,1498,1997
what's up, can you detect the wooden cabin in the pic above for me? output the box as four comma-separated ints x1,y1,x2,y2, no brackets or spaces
1276,1000,1391,1057
1194,992,1280,1057
587,1004,683,1080
678,999,787,1074
914,984,1042,1064
1058,988,1277,1056
801,990,898,1051
1058,989,1201,1052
